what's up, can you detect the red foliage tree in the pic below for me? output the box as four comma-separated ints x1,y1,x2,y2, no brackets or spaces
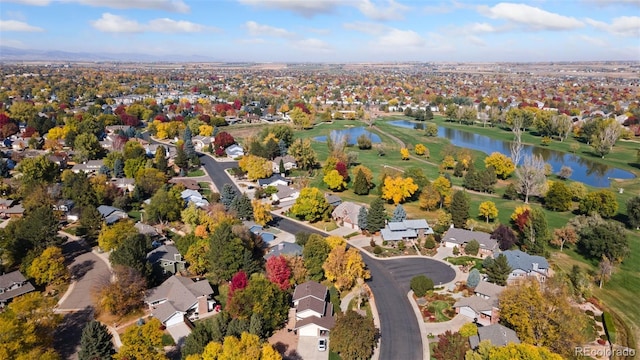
335,162,349,180
120,113,140,127
173,115,184,122
198,114,210,123
215,103,233,114
233,99,242,110
514,209,531,232
114,105,126,116
294,102,310,114
154,114,167,122
266,255,291,290
22,126,37,138
214,131,235,149
214,147,225,157
169,104,178,112
1,123,19,138
228,270,248,301
0,113,11,127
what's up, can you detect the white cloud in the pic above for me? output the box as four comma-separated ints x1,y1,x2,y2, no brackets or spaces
377,28,425,48
478,2,584,30
244,21,295,38
238,0,340,17
91,13,213,33
587,0,640,7
586,16,640,37
469,22,499,33
0,19,44,32
305,27,331,35
291,38,333,52
343,21,388,35
466,35,487,47
356,0,409,21
578,35,607,47
0,0,190,12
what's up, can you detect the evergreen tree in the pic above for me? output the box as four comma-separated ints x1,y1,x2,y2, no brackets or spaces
78,320,115,360
249,312,266,340
154,145,168,173
279,158,285,174
484,254,512,286
220,183,237,210
391,204,407,222
466,268,481,288
278,139,287,157
230,193,253,220
504,182,519,200
98,165,111,177
183,127,195,158
450,190,470,228
174,146,188,170
522,207,550,255
479,167,497,193
367,198,387,233
453,161,465,177
357,206,368,232
463,165,479,190
353,169,370,195
113,158,124,178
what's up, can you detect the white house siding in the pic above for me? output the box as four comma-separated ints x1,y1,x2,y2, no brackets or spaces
459,306,477,319
297,309,322,319
299,324,321,337
444,241,459,248
165,312,186,327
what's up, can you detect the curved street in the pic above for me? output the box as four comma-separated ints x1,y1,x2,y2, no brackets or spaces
195,150,457,360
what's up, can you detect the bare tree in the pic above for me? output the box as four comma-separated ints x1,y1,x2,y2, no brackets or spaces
510,137,524,166
554,114,573,142
592,120,622,158
515,154,546,203
598,256,614,288
558,166,573,180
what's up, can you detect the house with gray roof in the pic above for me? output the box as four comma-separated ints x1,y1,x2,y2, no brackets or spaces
71,159,104,175
501,250,550,284
381,219,434,241
264,242,303,260
97,205,128,225
258,174,289,188
0,270,35,306
453,280,504,326
292,281,335,337
443,226,498,258
147,244,186,275
469,324,520,349
145,276,215,343
271,155,297,174
332,201,363,230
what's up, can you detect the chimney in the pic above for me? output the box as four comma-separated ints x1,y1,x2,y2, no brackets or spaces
532,262,538,271
174,253,182,262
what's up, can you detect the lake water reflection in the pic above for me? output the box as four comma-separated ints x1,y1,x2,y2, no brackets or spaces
314,127,381,145
388,120,635,187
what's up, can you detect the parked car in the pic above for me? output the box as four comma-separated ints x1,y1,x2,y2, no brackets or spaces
318,338,327,352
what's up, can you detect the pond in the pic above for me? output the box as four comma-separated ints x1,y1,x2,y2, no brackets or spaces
388,120,636,188
314,127,381,145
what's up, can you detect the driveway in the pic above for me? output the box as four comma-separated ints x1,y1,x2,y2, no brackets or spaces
297,336,329,360
58,239,110,311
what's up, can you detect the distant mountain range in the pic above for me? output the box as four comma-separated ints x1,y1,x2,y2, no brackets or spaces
0,46,220,62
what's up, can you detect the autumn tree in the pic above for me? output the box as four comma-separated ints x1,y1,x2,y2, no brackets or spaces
252,199,272,226
465,341,563,360
478,201,498,223
499,279,588,357
226,275,289,334
484,152,515,179
323,244,371,293
97,220,138,251
400,147,410,160
330,310,379,360
414,143,427,156
544,181,572,211
114,318,167,360
265,255,291,290
78,320,115,360
381,176,418,204
289,107,312,129
551,226,578,252
287,138,317,170
515,154,547,203
323,169,346,191
419,183,440,211
27,246,69,286
451,190,470,228
290,187,331,222
303,235,331,281
491,224,517,250
432,175,453,208
591,118,622,158
239,155,273,181
578,190,618,218
134,168,167,196
94,266,147,317
432,330,468,360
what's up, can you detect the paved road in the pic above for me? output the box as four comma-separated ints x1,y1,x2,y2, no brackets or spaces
157,140,459,360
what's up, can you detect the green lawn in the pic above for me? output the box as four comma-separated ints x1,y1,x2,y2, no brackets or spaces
187,169,205,177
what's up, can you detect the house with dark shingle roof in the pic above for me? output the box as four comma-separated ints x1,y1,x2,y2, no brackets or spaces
292,281,335,337
264,242,303,260
501,250,550,284
147,244,186,275
0,270,35,306
453,280,504,326
469,324,520,349
332,201,363,230
97,205,128,225
380,219,434,241
443,226,498,258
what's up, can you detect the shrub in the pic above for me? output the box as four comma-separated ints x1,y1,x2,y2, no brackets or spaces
423,236,436,249
369,238,376,247
398,241,406,251
464,240,479,256
411,275,434,297
373,246,383,255
585,310,595,317
602,312,616,343
453,246,460,256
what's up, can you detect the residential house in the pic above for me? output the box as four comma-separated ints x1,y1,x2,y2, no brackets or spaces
0,198,15,209
453,281,504,326
264,242,303,260
501,250,550,284
292,281,335,337
135,221,162,239
71,159,104,175
0,203,24,218
145,276,216,345
469,324,520,349
324,193,342,207
110,178,135,193
271,185,300,203
181,189,209,208
442,227,499,258
257,174,289,188
147,244,186,275
48,153,69,168
97,205,128,225
0,270,35,306
225,144,244,159
271,155,297,174
192,135,212,152
168,178,201,190
53,199,74,213
244,221,277,246
380,219,434,241
332,201,363,230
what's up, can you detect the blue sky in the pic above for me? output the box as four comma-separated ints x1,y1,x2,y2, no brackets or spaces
0,0,638,62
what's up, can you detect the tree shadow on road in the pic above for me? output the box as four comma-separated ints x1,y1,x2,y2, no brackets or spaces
70,259,95,280
53,307,94,359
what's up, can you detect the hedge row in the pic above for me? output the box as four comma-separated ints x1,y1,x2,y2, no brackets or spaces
602,312,616,344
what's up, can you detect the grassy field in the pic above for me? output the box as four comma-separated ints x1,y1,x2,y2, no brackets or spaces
282,115,640,349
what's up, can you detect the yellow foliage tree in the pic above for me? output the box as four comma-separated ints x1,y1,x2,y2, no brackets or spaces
414,143,427,156
46,126,68,141
510,205,530,222
114,318,167,360
199,124,214,136
323,169,346,191
289,107,312,129
325,235,347,249
238,155,273,181
478,201,498,223
322,245,371,293
252,199,272,226
441,155,456,170
97,220,137,251
466,340,563,360
185,239,210,275
27,246,69,286
400,147,410,160
432,176,453,208
382,176,418,204
484,152,515,179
